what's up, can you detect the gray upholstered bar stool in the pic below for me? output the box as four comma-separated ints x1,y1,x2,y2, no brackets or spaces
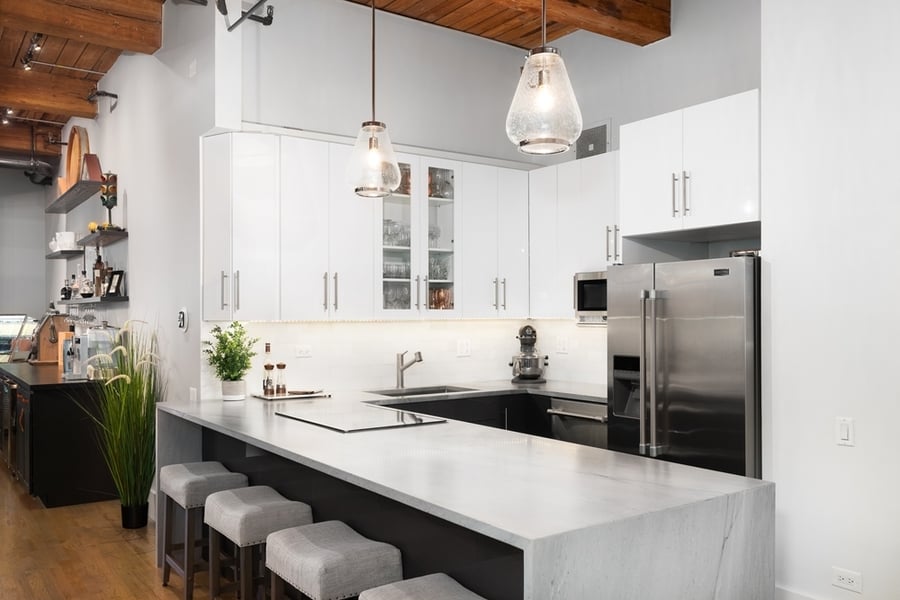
359,573,487,600
159,461,249,600
204,485,313,600
266,520,403,600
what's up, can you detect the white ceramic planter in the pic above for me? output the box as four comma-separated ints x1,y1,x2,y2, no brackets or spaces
221,379,246,401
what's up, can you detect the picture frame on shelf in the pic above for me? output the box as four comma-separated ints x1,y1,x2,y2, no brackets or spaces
107,271,125,297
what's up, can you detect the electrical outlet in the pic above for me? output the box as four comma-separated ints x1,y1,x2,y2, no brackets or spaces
832,567,862,593
456,339,471,357
835,417,856,446
556,336,569,354
295,345,312,358
189,387,197,402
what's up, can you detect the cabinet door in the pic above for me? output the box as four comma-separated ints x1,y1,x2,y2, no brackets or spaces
280,137,330,321
202,134,233,320
231,133,280,321
460,163,499,318
327,143,374,320
528,165,561,318
497,168,529,318
682,89,760,229
422,157,461,317
580,152,619,268
619,110,684,236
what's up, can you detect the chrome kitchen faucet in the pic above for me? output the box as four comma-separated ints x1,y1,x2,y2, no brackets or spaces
396,351,423,388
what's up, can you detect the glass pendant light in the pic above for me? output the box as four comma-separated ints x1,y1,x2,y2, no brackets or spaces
348,0,400,197
505,0,583,155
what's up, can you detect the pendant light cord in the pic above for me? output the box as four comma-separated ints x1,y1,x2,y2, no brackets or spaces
371,0,376,122
541,0,546,47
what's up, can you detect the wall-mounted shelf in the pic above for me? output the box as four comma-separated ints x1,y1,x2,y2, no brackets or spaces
44,180,102,214
56,296,129,306
45,250,84,260
76,230,128,247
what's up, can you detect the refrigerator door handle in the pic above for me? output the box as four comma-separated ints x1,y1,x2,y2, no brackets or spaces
638,289,649,455
648,289,667,457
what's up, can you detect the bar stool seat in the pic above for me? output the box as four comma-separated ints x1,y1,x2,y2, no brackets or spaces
159,461,248,600
360,573,487,600
205,485,313,599
267,520,403,600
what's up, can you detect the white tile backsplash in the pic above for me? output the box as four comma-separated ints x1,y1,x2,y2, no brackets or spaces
200,319,607,398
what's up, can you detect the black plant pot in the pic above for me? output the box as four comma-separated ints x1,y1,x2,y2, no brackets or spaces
121,502,149,529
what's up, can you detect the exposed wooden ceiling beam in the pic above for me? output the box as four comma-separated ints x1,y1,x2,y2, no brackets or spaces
0,122,62,158
0,0,162,55
0,66,97,119
479,0,669,46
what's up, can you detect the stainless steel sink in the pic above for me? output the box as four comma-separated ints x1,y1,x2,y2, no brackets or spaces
367,385,476,397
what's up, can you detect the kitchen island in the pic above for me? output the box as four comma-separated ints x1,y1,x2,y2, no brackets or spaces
157,382,773,600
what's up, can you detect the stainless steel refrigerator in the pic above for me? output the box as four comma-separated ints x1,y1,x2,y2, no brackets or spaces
606,256,760,477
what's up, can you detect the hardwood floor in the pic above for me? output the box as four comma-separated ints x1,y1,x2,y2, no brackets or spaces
0,465,217,599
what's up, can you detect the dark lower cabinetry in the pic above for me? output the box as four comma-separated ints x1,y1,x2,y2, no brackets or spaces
388,394,552,438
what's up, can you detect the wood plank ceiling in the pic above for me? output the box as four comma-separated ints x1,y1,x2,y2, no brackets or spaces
0,0,668,173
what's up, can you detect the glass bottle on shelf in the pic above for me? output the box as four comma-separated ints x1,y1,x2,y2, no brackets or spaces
69,273,79,298
60,278,71,300
275,362,287,395
79,270,94,298
93,253,106,296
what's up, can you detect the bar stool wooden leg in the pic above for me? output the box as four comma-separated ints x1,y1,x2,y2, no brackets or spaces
184,506,197,600
209,527,221,598
271,571,284,600
162,495,174,586
239,546,253,600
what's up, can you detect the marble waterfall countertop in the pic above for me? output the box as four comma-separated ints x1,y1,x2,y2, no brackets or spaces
157,381,774,571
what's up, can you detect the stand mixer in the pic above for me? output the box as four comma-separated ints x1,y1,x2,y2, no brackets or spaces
509,324,549,383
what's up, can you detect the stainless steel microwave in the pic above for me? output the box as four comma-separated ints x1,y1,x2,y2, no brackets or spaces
574,271,607,324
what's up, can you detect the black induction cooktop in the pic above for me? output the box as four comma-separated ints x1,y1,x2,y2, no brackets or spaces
276,403,445,433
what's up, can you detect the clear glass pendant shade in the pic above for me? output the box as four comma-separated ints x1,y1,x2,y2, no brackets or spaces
348,121,401,198
505,48,583,155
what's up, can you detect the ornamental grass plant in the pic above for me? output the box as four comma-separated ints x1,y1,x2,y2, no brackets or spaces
85,320,164,511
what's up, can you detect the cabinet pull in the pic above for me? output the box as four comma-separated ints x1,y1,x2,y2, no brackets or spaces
682,170,691,215
614,225,621,263
546,408,608,423
220,271,228,310
333,272,339,311
606,226,613,261
671,172,680,217
234,270,241,311
415,275,421,310
323,272,329,311
492,278,499,309
501,278,507,310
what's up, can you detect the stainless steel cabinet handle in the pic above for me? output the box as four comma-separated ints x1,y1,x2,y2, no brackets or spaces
546,408,608,423
220,271,228,309
323,272,329,311
682,170,691,215
492,277,498,309
415,275,421,310
501,278,507,310
613,225,621,263
573,274,578,310
638,289,649,456
333,272,339,311
234,270,241,311
671,173,680,217
606,226,613,261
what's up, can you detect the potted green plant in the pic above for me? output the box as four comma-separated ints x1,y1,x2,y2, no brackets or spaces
204,321,258,400
84,320,164,529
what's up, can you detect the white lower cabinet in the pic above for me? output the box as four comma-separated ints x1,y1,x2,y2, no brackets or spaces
202,132,280,321
460,164,529,319
279,139,373,321
528,152,619,319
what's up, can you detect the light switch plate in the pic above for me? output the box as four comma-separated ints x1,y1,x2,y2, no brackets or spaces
456,340,471,357
835,416,855,447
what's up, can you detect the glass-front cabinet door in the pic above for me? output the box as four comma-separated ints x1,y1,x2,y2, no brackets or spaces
377,154,460,317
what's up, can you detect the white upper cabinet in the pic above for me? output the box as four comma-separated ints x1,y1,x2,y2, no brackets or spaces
460,164,529,319
529,152,619,319
620,89,760,237
202,132,280,321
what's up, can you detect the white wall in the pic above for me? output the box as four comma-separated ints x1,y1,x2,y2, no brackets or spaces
241,0,528,163
762,1,900,598
200,318,607,399
558,0,760,153
0,170,48,316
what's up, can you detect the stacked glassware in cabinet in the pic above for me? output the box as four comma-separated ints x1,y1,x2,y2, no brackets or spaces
379,159,458,315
